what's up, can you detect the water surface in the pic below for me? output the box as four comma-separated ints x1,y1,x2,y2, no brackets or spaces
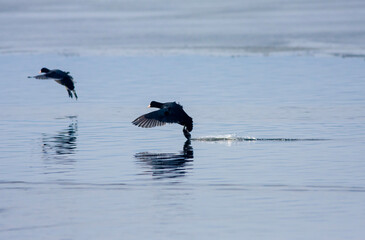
1,0,365,239
0,55,365,239
1,0,365,56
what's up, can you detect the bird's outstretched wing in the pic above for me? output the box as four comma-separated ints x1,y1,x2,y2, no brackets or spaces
28,70,72,80
132,104,192,130
132,108,171,128
28,74,52,80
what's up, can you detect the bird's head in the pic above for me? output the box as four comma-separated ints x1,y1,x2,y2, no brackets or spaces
40,67,50,73
148,101,163,109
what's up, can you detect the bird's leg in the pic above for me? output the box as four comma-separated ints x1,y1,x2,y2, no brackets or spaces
183,126,191,140
73,90,78,100
67,89,73,98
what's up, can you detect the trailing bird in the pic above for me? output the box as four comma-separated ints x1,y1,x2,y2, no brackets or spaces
28,67,78,99
132,101,193,139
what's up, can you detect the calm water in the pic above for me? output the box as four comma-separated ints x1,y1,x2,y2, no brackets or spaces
1,55,365,239
1,0,365,239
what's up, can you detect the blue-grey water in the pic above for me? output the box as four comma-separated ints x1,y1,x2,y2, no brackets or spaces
1,1,365,240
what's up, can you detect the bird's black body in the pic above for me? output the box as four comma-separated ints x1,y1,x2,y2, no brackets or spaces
132,101,193,139
29,68,78,99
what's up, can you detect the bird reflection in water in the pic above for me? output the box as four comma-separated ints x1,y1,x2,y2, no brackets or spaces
42,116,78,161
135,140,194,179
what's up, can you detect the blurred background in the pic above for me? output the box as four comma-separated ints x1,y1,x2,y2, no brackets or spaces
1,0,365,56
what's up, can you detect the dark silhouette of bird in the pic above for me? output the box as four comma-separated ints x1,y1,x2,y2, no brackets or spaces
134,140,193,179
28,67,78,99
132,101,193,139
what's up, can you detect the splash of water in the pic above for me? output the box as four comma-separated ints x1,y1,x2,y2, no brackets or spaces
191,134,328,142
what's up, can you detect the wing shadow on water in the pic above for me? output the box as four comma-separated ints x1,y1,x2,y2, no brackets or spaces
42,116,78,163
135,140,194,180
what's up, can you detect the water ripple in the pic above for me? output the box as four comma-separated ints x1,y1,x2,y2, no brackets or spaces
192,135,329,142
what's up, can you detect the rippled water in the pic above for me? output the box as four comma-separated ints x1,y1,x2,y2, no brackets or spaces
0,54,365,239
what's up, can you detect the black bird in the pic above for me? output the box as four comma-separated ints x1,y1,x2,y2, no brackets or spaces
28,67,78,99
132,101,193,139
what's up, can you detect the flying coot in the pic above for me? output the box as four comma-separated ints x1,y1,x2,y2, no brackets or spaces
28,68,78,99
132,101,193,139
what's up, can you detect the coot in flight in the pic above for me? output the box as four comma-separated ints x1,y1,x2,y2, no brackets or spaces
132,101,193,139
28,68,78,99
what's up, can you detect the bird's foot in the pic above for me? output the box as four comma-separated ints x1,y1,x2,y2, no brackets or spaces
73,91,78,100
183,127,191,140
67,89,73,98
